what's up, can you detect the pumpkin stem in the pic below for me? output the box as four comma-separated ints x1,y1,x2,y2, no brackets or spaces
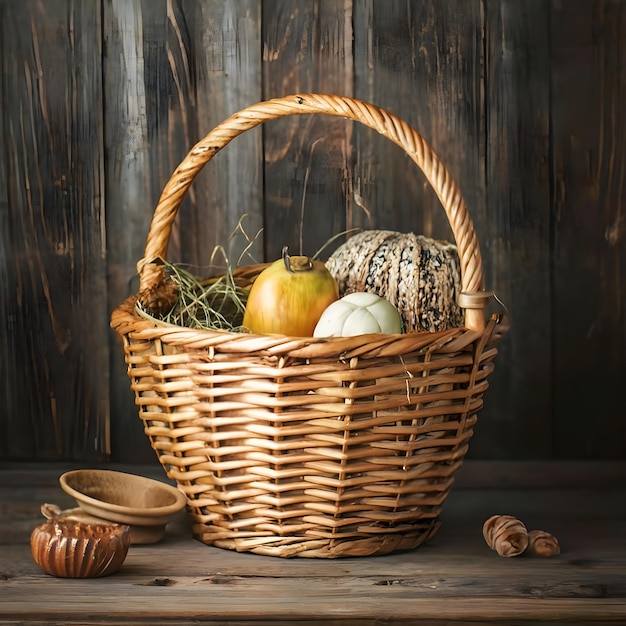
282,246,313,272
41,503,62,520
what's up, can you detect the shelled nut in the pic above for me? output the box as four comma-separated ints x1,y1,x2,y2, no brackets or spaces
527,529,560,557
483,514,529,557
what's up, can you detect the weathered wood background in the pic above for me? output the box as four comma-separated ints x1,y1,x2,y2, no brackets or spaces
1,0,624,463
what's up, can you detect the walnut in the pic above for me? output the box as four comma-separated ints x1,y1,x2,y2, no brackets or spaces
527,529,560,557
483,514,529,557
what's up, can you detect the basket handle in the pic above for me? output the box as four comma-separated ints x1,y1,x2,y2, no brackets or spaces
139,94,489,331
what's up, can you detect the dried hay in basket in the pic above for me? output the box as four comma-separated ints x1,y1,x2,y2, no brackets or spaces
111,94,508,558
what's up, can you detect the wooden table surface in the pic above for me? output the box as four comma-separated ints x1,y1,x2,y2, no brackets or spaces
1,461,625,625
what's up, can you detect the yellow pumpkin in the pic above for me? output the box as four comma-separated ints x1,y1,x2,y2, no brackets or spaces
243,247,339,336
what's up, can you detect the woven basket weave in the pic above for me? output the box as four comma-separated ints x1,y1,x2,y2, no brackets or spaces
111,94,508,558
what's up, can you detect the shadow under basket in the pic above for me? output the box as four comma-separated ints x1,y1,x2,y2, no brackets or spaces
111,94,508,558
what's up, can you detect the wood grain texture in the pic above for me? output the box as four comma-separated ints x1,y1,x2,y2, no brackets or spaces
262,0,355,261
353,0,485,240
478,0,553,458
184,0,263,269
1,0,625,462
0,3,10,459
1,463,625,624
0,0,109,460
104,0,164,464
550,0,626,458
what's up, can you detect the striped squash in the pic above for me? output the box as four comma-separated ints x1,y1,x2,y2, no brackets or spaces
325,230,463,333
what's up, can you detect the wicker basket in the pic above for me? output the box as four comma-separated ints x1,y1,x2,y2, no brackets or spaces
111,94,508,558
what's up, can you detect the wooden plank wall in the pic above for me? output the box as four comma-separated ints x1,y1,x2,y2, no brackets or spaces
1,1,109,460
0,0,624,463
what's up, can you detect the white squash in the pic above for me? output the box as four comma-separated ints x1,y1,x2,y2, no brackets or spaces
313,292,402,337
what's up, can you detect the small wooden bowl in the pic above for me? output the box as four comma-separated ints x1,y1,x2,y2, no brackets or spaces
31,504,131,578
59,469,187,544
